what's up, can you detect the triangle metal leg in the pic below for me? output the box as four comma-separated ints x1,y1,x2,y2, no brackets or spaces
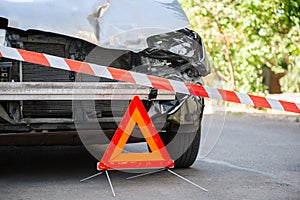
126,168,166,180
126,168,208,192
81,170,116,197
80,172,103,182
105,170,116,197
167,169,208,192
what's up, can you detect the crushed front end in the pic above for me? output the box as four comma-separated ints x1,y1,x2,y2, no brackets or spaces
0,0,210,167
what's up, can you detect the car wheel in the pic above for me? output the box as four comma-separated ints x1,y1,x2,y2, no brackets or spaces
154,96,204,168
160,123,201,168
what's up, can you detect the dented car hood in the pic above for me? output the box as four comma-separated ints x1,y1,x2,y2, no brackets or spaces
0,0,190,51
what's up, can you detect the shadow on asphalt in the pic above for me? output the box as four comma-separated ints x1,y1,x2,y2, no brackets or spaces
0,146,101,179
0,146,202,181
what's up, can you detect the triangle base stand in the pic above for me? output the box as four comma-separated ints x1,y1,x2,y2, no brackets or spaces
80,96,207,197
80,168,208,197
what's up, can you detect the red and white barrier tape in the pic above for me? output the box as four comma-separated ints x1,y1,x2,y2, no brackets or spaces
0,46,299,114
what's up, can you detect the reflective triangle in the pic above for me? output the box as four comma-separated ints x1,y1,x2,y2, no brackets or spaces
98,96,174,170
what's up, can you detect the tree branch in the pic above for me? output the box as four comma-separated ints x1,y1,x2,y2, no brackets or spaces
201,4,237,90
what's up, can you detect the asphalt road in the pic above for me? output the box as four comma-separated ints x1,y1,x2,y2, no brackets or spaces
0,113,299,200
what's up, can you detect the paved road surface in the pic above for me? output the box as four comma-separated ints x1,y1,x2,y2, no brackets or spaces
0,113,299,200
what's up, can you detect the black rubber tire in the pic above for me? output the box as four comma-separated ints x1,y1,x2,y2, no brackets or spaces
174,127,201,168
159,125,201,168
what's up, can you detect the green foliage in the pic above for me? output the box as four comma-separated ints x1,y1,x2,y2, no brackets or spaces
179,0,300,94
280,57,300,93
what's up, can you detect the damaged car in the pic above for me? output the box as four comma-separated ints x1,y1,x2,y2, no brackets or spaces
0,0,211,168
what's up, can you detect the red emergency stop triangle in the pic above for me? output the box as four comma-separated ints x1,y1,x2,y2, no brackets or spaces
97,96,174,170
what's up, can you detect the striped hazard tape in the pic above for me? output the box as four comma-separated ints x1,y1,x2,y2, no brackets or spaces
0,46,299,114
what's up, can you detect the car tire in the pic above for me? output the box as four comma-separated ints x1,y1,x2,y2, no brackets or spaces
160,123,201,168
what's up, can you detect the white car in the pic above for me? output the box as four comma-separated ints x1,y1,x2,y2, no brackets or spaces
0,0,211,168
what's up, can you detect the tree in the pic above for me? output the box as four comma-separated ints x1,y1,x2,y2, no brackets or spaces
179,0,300,94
